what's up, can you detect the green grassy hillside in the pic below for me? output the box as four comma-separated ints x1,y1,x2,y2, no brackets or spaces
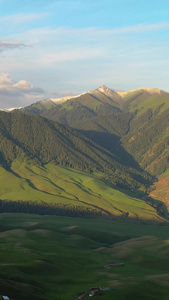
0,214,169,300
0,162,159,221
119,88,169,114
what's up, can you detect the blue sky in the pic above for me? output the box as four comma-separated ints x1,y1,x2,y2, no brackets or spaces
0,0,169,108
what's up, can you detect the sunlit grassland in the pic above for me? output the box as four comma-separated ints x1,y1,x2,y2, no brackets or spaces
62,95,103,111
0,161,159,220
134,95,169,115
122,91,169,116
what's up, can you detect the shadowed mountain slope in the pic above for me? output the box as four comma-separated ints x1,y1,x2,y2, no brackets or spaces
0,111,152,189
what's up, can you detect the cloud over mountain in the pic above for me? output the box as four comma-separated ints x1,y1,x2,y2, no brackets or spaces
0,74,45,109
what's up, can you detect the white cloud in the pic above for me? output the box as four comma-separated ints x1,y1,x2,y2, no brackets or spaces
0,74,46,109
0,73,13,84
13,80,34,90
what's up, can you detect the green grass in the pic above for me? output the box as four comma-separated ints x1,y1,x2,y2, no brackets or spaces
0,161,160,221
0,214,169,300
161,168,169,176
122,91,169,116
133,95,168,115
61,94,103,112
76,96,103,111
31,100,56,111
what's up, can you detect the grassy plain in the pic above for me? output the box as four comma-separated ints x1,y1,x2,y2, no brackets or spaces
0,214,169,300
0,161,160,220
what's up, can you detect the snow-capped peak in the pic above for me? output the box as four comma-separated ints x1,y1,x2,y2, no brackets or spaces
98,85,112,93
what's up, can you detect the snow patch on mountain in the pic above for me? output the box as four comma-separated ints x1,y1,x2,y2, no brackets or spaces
51,91,89,103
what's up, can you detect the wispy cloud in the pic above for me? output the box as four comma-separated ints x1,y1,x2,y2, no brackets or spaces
0,13,48,25
42,47,105,64
24,23,169,67
0,40,26,51
104,22,169,35
1,21,169,104
27,22,169,39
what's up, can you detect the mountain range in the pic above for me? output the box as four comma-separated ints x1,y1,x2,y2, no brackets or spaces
14,84,169,175
1,84,169,221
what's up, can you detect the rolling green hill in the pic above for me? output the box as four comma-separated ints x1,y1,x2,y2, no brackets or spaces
0,214,169,300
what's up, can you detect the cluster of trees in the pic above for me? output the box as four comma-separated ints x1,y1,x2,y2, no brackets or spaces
0,200,103,218
145,197,168,218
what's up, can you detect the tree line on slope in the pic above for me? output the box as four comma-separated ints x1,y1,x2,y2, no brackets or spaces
122,108,169,174
0,200,103,218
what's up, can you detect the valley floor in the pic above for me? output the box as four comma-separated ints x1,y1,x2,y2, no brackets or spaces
0,214,169,300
